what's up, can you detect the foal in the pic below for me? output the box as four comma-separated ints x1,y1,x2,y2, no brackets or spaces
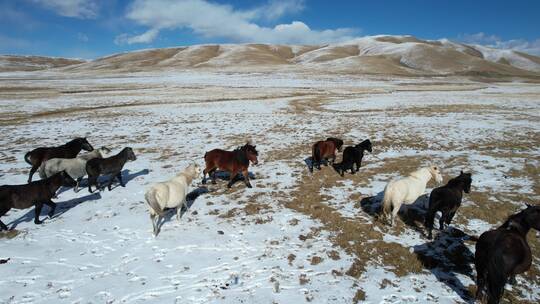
334,139,372,176
475,205,540,304
0,171,76,230
311,137,344,172
86,147,137,193
24,137,93,183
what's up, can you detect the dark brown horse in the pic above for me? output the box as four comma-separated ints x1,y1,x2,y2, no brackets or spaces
24,138,93,183
0,171,76,230
310,137,343,172
475,204,540,304
202,143,258,188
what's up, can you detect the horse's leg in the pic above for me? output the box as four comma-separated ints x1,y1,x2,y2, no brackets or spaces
0,206,9,230
439,211,446,230
391,203,400,226
150,213,158,236
44,200,56,218
34,202,44,224
227,170,238,188
202,168,207,184
242,169,252,188
355,159,362,173
508,275,517,285
107,173,117,191
211,169,217,185
446,211,456,227
116,172,125,187
75,178,82,192
87,175,97,193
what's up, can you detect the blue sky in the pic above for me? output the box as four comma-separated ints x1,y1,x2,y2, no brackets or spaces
1,0,539,59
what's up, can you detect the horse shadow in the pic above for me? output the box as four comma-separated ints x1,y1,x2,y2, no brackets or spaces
202,170,256,186
360,192,429,234
304,156,331,173
98,168,150,191
413,228,476,303
7,193,101,229
153,187,209,235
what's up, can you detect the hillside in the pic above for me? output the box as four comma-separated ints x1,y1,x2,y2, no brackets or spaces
2,35,540,78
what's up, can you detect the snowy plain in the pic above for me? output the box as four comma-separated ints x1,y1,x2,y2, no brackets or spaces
0,71,539,303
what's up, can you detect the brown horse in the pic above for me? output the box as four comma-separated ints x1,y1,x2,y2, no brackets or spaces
202,143,259,188
310,137,344,172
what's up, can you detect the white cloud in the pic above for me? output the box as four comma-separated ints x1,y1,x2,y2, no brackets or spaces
459,32,540,56
115,0,357,45
32,0,99,19
114,29,160,45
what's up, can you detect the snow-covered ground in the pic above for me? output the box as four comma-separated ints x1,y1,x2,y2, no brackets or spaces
0,71,539,303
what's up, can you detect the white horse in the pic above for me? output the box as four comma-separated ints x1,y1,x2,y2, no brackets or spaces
381,166,443,226
38,147,111,192
145,164,201,236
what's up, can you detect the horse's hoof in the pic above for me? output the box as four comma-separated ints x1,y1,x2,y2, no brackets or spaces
247,184,253,188
34,220,43,225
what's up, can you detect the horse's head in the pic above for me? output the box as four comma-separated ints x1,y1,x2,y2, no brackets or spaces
327,137,344,152
357,139,372,153
59,171,77,187
124,147,137,161
429,166,443,184
242,143,259,165
78,137,94,152
523,204,540,231
185,163,201,178
458,171,472,193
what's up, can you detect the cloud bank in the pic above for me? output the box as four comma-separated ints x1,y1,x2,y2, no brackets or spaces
32,0,99,19
115,0,357,45
459,32,540,56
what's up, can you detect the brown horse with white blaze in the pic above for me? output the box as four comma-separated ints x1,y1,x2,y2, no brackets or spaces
310,137,344,172
202,143,259,188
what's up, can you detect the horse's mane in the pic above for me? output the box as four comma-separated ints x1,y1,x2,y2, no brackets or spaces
409,167,430,179
447,174,471,187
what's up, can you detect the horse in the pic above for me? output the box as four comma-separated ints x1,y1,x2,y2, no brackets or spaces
310,137,344,173
475,204,540,304
381,166,443,226
424,171,472,239
86,147,137,193
145,164,201,236
24,137,94,183
202,143,258,188
333,139,372,176
38,147,111,192
0,171,77,230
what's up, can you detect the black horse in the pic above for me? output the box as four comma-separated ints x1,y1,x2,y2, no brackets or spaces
333,139,372,176
86,147,137,193
24,137,93,183
0,171,76,230
424,171,472,239
475,204,540,304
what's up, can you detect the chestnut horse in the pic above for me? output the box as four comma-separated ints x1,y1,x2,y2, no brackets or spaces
310,137,343,172
202,143,259,188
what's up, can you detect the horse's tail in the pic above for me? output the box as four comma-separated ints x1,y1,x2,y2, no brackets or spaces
145,188,164,217
485,245,508,304
381,185,393,217
312,143,321,163
24,152,33,165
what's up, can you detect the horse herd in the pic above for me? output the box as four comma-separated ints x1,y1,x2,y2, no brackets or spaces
0,137,538,304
